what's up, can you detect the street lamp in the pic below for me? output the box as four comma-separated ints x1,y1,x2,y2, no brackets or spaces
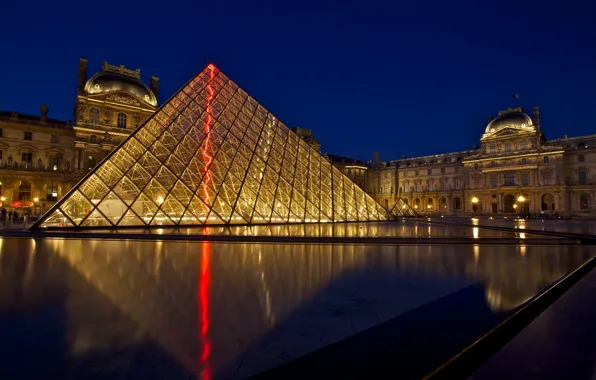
0,196,5,208
471,196,479,213
517,195,526,213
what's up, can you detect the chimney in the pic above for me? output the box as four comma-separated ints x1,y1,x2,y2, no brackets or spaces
532,106,540,129
151,76,159,102
78,58,88,90
373,152,380,162
40,105,49,123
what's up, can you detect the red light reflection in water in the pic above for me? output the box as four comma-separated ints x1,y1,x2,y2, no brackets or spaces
202,64,216,205
198,242,212,380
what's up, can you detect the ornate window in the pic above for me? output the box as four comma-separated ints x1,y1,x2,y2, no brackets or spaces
543,156,550,164
454,178,461,190
521,172,529,186
18,181,31,201
90,108,100,126
580,193,591,210
504,142,512,152
489,143,496,153
453,197,461,210
47,183,58,201
474,163,478,170
578,154,585,162
490,174,498,188
90,135,97,144
415,182,422,192
504,172,515,186
542,171,552,185
440,181,447,191
414,198,421,209
521,157,527,164
24,131,32,140
21,152,32,163
403,182,409,193
578,170,587,185
117,112,127,128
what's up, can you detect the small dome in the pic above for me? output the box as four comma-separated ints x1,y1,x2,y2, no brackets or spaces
85,72,157,106
485,109,534,134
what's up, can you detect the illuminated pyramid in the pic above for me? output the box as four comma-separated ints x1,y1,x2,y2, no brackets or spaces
389,197,418,218
33,64,387,229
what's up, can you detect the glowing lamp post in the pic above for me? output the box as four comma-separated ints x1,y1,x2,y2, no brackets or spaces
0,196,5,208
471,196,479,213
517,195,526,214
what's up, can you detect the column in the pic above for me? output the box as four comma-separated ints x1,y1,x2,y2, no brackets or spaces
74,148,80,170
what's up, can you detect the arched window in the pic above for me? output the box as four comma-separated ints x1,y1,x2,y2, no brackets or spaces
414,198,421,209
504,142,512,152
90,108,100,126
47,182,58,201
18,181,31,201
521,158,527,165
117,113,127,128
453,197,461,210
90,135,97,143
580,193,591,210
543,156,550,164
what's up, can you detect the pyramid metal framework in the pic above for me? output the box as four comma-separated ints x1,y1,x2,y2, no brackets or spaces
33,64,387,229
389,197,419,218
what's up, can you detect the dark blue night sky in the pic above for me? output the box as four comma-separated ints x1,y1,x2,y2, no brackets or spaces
1,0,594,161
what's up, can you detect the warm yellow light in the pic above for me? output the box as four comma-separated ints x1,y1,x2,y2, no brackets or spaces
157,196,164,204
471,197,479,204
0,197,5,202
517,195,525,203
402,205,406,209
414,205,418,209
427,205,431,209
513,204,518,209
33,197,39,202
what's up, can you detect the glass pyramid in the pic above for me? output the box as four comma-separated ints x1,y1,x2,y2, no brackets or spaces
33,64,387,229
389,198,418,218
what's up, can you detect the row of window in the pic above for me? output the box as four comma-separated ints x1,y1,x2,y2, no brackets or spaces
89,109,128,128
0,182,59,202
402,179,462,192
0,129,60,143
488,140,532,153
403,167,448,177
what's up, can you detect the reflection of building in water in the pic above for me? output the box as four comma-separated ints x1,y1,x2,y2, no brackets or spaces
394,245,592,311
2,240,592,377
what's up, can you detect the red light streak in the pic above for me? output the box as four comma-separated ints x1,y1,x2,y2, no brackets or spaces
202,65,216,205
198,242,212,379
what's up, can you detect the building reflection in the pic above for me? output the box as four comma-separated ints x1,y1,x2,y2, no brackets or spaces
0,238,592,377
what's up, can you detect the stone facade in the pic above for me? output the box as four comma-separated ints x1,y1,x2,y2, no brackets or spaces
73,58,158,172
0,108,78,215
0,59,158,216
363,107,596,217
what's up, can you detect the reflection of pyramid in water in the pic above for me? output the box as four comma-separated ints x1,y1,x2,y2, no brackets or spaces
33,64,387,229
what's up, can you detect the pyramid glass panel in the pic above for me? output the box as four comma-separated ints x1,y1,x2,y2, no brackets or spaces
33,63,387,229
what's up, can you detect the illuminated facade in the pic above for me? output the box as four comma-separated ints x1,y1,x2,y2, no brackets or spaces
0,107,78,214
367,107,596,216
34,64,386,228
74,59,158,172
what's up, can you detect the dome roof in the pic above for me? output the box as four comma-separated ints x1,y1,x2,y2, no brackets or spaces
85,72,157,106
485,109,534,134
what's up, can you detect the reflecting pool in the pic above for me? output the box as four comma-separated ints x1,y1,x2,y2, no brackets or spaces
0,238,593,379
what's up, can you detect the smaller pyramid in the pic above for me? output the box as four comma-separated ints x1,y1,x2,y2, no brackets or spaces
32,63,387,229
389,198,418,218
